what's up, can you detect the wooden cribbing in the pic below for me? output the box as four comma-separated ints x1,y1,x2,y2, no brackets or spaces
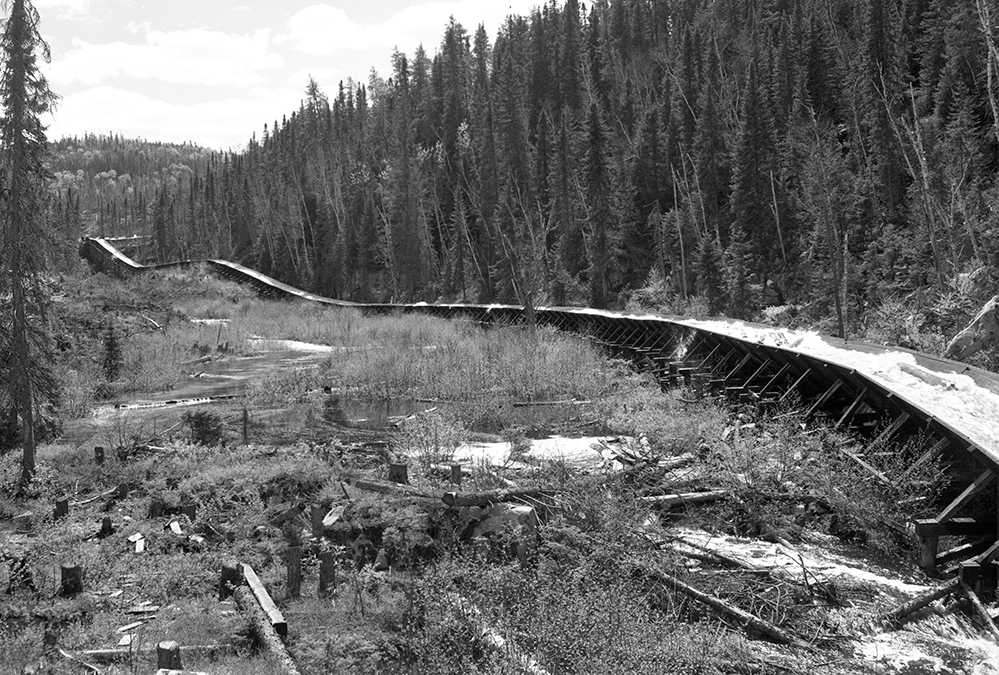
240,563,287,637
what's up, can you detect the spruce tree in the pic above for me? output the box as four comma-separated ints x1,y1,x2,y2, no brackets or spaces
0,0,58,487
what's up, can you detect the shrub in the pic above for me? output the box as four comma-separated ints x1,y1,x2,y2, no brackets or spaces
183,410,226,447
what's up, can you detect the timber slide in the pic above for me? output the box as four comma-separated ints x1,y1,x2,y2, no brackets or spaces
80,236,999,587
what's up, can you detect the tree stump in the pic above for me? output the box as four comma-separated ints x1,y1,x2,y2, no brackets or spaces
54,497,69,520
59,563,82,596
156,640,182,669
94,446,105,465
286,547,302,599
319,551,336,598
219,562,240,600
388,463,408,484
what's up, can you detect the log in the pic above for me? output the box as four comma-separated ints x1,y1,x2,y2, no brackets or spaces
234,586,301,675
78,644,229,663
641,563,810,649
240,563,287,637
659,453,696,471
879,578,960,628
639,490,728,507
72,486,119,507
959,580,999,642
442,488,553,508
351,479,433,499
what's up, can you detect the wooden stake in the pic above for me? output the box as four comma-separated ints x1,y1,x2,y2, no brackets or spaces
157,641,182,669
99,517,113,539
242,408,249,445
60,563,83,596
287,547,302,599
319,551,336,598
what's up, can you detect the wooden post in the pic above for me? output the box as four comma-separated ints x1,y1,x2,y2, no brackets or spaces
450,464,463,485
287,546,302,599
181,504,197,522
920,537,939,571
310,506,324,540
156,640,182,670
54,497,69,520
319,551,336,598
59,563,82,596
99,517,113,539
242,408,249,445
388,463,408,484
116,483,129,500
94,446,105,465
219,562,240,600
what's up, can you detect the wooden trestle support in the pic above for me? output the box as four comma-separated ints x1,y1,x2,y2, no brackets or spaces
79,236,999,591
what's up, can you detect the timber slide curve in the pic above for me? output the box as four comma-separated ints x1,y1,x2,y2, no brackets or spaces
80,236,999,587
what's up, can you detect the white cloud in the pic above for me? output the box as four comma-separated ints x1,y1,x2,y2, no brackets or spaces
279,5,369,55
288,66,346,91
34,0,90,14
46,28,284,88
282,1,543,59
46,84,302,149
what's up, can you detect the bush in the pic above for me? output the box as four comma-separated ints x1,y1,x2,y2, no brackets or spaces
183,410,226,447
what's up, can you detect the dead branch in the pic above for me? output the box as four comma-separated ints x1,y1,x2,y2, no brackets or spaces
71,487,119,507
639,490,728,507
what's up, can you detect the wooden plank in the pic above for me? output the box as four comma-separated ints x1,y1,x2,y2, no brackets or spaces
240,563,288,637
936,469,996,523
914,518,998,537
937,540,995,568
835,387,868,429
754,363,791,399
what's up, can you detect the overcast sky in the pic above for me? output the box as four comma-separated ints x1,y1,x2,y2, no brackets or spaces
34,0,542,151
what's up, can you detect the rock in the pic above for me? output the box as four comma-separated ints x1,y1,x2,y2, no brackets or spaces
467,503,540,566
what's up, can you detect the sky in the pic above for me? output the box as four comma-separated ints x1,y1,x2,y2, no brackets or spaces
33,0,543,151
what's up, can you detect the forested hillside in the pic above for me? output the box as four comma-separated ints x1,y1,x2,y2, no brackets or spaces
48,0,999,336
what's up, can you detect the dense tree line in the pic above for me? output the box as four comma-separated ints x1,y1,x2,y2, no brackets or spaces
47,0,999,330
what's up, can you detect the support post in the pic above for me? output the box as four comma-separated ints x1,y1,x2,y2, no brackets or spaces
388,463,409,484
219,562,240,600
310,505,324,539
319,551,336,598
54,497,69,520
59,563,82,596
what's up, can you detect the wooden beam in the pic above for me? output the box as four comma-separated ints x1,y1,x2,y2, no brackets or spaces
839,447,892,486
870,413,910,449
754,363,791,399
805,379,843,420
898,437,950,484
240,563,287,637
937,540,995,568
780,367,814,403
834,387,868,429
936,470,996,524
724,353,754,382
914,518,998,538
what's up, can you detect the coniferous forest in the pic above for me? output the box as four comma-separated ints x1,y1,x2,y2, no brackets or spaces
45,0,999,336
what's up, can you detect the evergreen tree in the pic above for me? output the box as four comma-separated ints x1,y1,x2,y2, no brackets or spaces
0,0,58,486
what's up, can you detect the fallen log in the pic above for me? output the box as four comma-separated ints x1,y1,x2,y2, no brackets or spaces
71,487,119,507
234,586,301,675
639,490,728,508
351,479,434,499
879,578,959,628
959,580,999,641
640,562,811,649
443,488,553,508
659,452,696,471
240,564,287,637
